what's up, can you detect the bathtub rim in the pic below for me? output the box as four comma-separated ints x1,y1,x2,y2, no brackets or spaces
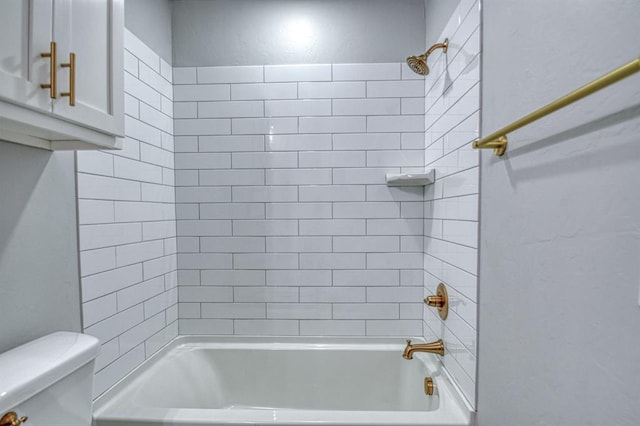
92,335,475,426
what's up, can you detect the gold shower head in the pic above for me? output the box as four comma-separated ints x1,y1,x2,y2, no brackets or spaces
406,38,449,76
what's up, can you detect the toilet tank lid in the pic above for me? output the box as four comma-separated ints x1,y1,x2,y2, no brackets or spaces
0,332,100,412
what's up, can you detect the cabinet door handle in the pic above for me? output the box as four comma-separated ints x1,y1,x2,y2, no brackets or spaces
40,41,57,98
60,53,76,106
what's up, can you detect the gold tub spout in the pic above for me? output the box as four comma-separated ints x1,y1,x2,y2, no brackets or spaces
402,339,445,359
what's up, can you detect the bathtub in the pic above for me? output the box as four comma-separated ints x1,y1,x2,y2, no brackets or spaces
93,336,473,426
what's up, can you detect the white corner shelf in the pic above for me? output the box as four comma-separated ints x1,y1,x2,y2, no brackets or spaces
385,169,435,187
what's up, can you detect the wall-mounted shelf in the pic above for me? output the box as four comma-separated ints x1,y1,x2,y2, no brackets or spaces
385,169,435,187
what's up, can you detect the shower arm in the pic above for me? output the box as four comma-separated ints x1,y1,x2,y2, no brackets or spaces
421,39,449,60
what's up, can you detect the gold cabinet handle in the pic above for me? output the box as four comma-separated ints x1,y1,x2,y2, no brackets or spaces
40,41,57,98
0,411,28,426
60,53,76,106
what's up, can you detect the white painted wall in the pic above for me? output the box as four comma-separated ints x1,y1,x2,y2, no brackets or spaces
0,143,81,354
478,1,640,425
422,0,479,407
171,0,425,66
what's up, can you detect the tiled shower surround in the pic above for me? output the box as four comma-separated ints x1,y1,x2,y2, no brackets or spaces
77,31,177,396
173,63,427,336
78,15,480,406
422,0,480,406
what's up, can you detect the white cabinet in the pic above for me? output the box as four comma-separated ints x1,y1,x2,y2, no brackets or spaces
0,0,124,150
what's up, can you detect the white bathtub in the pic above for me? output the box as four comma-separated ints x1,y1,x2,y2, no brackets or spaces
93,336,473,426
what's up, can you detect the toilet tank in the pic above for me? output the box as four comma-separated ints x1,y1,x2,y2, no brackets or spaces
0,332,100,426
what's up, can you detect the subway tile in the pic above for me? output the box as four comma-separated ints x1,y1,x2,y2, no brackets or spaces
138,62,172,99
175,187,231,203
367,219,423,236
298,82,365,99
77,151,114,176
77,174,140,201
198,101,264,118
179,319,233,335
299,219,366,236
85,305,144,344
174,84,230,101
266,169,332,185
175,153,231,169
401,98,425,115
266,236,332,253
175,170,198,186
199,135,265,152
82,295,117,327
265,134,332,151
93,344,145,397
200,203,265,220
300,287,365,303
197,65,263,84
367,115,425,133
201,270,265,286
116,240,164,267
232,220,299,236
366,185,424,202
114,156,163,184
333,236,399,252
299,253,366,269
201,303,265,319
78,200,115,225
366,320,422,336
123,51,138,77
367,287,423,303
232,117,298,135
174,118,231,136
299,116,366,134
232,186,298,203
333,202,400,218
299,185,365,202
401,133,424,149
232,152,298,168
178,253,232,269
200,237,265,253
114,201,166,223
366,150,424,167
177,220,232,236
234,320,299,335
265,100,331,117
299,151,365,168
234,254,299,269
333,99,400,116
367,80,424,98
300,320,365,336
176,203,199,220
333,304,399,320
179,286,233,303
266,270,333,287
333,270,400,287
175,136,198,152
125,31,159,70
266,203,331,219
234,287,299,303
125,73,161,110
333,133,400,150
231,83,297,100
117,276,165,311
332,168,392,185
80,247,116,277
79,223,142,251
199,169,264,186
332,63,400,81
265,64,331,82
267,303,331,319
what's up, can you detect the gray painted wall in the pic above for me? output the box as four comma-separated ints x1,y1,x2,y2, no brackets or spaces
171,0,425,66
125,0,173,64
478,1,640,424
0,142,81,354
424,0,460,46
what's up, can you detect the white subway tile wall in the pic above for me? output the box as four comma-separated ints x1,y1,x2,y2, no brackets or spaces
77,31,178,398
423,0,480,407
173,60,426,339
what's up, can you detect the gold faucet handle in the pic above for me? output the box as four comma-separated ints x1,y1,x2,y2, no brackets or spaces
406,339,411,346
0,412,28,426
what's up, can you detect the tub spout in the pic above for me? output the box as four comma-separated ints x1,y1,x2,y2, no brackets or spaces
402,339,445,359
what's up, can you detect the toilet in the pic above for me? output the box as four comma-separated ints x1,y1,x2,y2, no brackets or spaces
0,332,100,426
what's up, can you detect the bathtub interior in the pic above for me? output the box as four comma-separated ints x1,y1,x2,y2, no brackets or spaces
93,336,474,426
127,346,437,411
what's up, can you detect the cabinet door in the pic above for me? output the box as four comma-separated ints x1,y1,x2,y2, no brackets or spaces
53,0,124,136
0,0,53,112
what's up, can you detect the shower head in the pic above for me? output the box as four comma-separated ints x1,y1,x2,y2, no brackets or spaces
407,54,429,75
406,38,449,76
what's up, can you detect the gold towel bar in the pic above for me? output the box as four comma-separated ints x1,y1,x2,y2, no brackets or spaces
473,57,640,156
